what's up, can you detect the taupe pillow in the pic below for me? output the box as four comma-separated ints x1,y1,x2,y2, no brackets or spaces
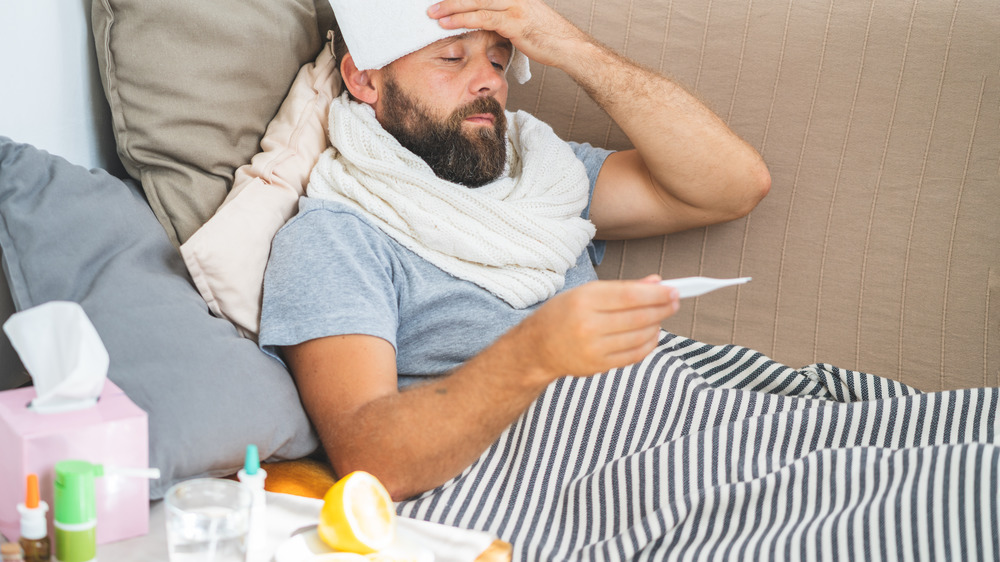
92,0,335,246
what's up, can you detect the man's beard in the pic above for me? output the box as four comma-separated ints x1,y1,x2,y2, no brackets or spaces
379,77,507,188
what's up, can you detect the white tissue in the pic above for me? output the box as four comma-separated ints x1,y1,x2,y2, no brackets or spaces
2,301,109,414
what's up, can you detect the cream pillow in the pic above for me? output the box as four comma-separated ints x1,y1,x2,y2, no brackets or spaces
181,41,340,338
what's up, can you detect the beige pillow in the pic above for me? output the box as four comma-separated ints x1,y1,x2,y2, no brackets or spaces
181,41,340,338
92,0,335,246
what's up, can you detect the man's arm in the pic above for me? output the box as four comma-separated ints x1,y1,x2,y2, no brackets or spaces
429,0,771,239
284,276,678,501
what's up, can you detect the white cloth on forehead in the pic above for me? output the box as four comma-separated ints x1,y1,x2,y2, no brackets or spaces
328,0,531,84
306,93,595,309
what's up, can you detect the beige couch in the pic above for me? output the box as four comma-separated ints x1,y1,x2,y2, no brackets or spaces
2,0,997,398
515,0,999,392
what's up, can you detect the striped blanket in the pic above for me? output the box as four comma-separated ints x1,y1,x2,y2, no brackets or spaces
398,331,1000,561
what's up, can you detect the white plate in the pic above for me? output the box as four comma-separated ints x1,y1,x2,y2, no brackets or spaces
273,525,435,562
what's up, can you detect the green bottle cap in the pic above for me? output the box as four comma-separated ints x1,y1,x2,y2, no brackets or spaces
53,460,103,525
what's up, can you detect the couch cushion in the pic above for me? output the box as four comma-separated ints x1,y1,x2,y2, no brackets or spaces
91,0,335,246
0,137,319,498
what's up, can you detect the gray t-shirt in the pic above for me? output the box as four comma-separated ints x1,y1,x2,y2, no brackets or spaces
259,142,613,386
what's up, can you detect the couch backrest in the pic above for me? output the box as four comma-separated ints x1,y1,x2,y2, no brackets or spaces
507,0,1000,391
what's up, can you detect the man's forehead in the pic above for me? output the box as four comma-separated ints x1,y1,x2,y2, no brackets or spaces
425,30,513,53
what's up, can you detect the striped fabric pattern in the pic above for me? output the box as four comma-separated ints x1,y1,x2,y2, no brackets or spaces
398,332,1000,560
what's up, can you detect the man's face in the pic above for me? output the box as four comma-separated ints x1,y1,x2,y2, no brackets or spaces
380,73,507,187
368,31,513,187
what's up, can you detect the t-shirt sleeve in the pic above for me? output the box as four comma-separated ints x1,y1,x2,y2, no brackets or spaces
258,202,400,360
568,141,614,266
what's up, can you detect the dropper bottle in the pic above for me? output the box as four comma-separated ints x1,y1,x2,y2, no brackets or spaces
237,444,267,562
16,474,50,562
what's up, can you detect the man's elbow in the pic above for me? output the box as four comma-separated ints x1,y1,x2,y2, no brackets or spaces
730,159,771,219
330,454,428,502
370,470,426,503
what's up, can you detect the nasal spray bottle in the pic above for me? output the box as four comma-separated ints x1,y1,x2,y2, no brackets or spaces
16,474,50,562
53,461,101,562
237,445,267,562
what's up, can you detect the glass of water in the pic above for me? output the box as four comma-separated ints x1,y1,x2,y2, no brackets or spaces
165,478,252,562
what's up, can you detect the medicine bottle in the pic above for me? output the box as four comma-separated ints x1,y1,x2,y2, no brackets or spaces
53,461,102,562
16,473,50,562
237,444,268,562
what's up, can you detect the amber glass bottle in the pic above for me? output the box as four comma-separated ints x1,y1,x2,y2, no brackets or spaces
16,474,50,562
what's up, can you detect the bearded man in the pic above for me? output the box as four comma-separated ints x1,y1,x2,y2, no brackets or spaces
258,1,1000,560
260,0,769,499
262,0,769,499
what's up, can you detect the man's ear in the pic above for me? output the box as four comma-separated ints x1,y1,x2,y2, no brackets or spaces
341,53,379,105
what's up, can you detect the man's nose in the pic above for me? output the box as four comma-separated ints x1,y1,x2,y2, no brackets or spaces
468,54,505,97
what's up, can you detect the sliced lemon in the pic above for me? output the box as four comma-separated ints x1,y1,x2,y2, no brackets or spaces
318,471,396,554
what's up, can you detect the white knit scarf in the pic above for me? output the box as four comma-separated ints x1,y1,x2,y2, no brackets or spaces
307,93,596,309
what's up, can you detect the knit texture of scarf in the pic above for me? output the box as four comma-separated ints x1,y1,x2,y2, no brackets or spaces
307,93,596,309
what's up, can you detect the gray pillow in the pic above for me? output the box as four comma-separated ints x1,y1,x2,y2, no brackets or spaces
0,137,318,498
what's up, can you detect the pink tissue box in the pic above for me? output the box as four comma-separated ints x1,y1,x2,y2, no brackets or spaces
0,380,149,544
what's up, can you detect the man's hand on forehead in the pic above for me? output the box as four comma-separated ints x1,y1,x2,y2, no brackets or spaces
427,0,588,70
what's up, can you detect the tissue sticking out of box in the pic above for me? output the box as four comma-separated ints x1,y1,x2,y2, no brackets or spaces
2,301,109,414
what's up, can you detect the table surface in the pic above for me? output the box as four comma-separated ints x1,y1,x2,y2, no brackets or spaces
99,490,501,561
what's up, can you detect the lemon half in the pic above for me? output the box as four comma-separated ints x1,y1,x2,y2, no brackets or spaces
318,471,396,554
